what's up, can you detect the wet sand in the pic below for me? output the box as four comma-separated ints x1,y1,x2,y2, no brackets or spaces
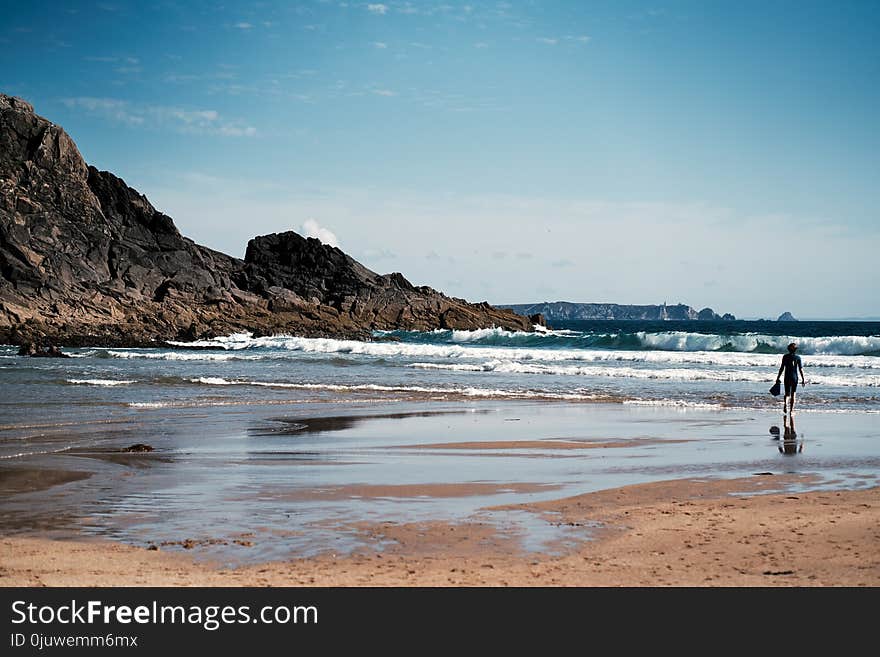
1,400,878,585
0,467,92,495
2,476,877,586
255,481,562,502
395,437,689,450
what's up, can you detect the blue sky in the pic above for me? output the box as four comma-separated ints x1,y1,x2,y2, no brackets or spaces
2,0,878,318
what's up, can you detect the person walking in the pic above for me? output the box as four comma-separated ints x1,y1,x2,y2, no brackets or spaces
775,342,806,415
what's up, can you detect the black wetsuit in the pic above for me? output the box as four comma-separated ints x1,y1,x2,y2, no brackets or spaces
781,353,802,394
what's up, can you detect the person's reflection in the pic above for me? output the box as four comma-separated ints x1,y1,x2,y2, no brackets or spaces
779,414,803,455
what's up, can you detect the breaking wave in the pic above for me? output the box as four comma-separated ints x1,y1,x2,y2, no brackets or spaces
153,331,880,369
168,329,880,357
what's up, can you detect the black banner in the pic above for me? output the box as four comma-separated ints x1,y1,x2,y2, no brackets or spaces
0,587,870,652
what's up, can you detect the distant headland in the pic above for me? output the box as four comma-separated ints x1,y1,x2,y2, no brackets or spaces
500,301,736,322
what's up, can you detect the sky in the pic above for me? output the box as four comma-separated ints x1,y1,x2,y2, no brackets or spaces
1,0,878,319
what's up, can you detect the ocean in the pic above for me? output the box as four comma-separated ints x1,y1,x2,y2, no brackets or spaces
3,320,876,428
1,319,878,560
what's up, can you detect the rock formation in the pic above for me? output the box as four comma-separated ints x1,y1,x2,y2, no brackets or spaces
0,94,538,346
777,312,797,321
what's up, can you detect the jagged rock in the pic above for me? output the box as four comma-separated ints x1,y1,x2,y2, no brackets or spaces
17,342,69,357
777,312,797,321
0,94,537,345
697,307,720,321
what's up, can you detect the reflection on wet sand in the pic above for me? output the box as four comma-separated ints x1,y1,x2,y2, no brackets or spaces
248,409,487,437
779,414,804,455
770,415,804,455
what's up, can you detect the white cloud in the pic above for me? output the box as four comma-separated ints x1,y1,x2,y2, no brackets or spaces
371,41,388,48
301,218,340,247
372,89,397,96
474,42,489,49
366,4,388,15
62,97,256,137
233,22,253,29
537,37,558,45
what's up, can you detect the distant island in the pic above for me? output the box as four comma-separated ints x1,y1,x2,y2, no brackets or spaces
501,301,736,322
777,312,798,321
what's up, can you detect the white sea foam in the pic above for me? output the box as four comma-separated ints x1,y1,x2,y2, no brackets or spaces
447,327,570,342
107,350,249,361
66,378,135,386
635,331,880,356
186,376,603,400
158,333,880,370
406,361,880,386
622,399,725,409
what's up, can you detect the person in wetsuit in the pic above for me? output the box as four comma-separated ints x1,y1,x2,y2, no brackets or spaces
775,342,805,415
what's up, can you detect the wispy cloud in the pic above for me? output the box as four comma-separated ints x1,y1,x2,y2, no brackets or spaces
62,97,257,137
371,41,388,49
233,22,253,30
61,97,144,126
366,3,388,15
372,89,397,97
83,55,142,74
362,247,397,261
84,55,140,64
537,35,590,46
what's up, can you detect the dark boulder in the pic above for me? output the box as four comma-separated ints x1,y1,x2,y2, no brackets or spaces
17,342,69,357
122,444,154,453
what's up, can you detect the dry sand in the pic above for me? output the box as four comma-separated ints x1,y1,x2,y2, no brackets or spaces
2,475,877,586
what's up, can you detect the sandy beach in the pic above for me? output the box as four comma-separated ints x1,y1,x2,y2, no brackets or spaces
2,475,877,587
2,400,878,587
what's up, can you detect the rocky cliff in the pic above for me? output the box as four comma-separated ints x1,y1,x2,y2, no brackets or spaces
502,301,736,322
0,94,538,346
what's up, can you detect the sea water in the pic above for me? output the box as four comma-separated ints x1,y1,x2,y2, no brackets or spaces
1,320,878,560
3,320,876,426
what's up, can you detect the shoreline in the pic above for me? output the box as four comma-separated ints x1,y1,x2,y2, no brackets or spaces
2,475,877,586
